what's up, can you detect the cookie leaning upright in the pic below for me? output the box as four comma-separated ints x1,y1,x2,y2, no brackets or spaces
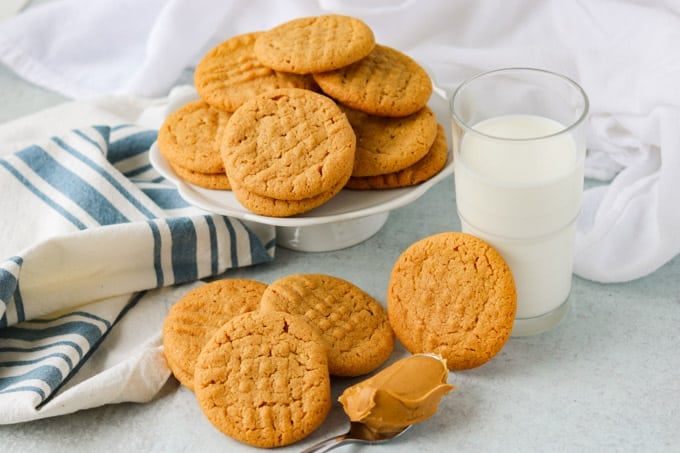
221,88,355,214
254,15,375,74
387,232,517,371
161,278,267,390
313,44,433,117
194,311,331,448
260,274,394,377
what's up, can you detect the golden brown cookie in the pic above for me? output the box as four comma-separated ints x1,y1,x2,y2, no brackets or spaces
230,173,348,217
313,44,433,117
161,279,267,390
260,274,394,377
168,161,231,190
194,311,331,448
345,123,449,189
194,32,317,113
158,100,229,174
222,88,355,201
254,15,375,74
341,105,438,177
387,232,517,371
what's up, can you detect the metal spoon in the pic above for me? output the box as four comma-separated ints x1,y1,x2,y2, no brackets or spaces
300,422,413,453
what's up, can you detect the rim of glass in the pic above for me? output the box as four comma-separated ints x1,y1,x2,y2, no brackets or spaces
450,67,589,142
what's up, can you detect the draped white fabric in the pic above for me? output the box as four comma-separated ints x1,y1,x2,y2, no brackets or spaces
8,0,668,283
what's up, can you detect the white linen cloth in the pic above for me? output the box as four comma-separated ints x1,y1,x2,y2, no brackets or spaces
0,85,275,423
2,0,677,283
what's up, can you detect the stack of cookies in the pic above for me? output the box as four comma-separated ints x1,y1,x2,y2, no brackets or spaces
157,14,448,217
162,274,394,448
312,42,447,190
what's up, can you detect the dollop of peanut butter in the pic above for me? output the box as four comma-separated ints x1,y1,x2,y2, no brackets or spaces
338,353,454,433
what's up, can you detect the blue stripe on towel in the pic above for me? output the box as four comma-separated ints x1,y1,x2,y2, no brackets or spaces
0,322,104,348
110,124,133,132
0,157,88,229
223,217,239,268
16,146,130,225
0,341,85,360
167,217,198,284
147,220,164,288
141,188,190,209
73,129,104,154
52,136,157,220
92,125,111,145
0,256,21,307
0,365,65,392
239,220,275,264
205,216,219,275
25,311,111,329
107,130,158,164
14,290,25,325
124,164,154,179
0,352,74,370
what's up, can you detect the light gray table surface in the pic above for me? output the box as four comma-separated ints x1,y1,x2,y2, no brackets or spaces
1,59,679,453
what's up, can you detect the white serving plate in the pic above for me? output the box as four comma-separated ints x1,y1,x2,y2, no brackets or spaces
149,92,453,252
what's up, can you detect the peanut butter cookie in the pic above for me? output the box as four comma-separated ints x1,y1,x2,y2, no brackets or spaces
346,123,448,189
194,311,331,448
158,100,229,174
168,161,231,190
254,15,375,74
260,274,394,377
313,44,433,117
222,88,355,201
387,232,517,370
229,173,348,217
194,32,317,113
162,278,267,390
341,105,438,177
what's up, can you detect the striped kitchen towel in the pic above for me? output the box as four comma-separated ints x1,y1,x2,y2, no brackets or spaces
0,123,275,423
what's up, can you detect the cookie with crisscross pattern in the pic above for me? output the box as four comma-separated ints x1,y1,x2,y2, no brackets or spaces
221,88,355,204
254,15,375,74
313,44,432,117
195,32,317,113
387,232,516,370
162,278,267,390
194,310,331,448
260,273,394,376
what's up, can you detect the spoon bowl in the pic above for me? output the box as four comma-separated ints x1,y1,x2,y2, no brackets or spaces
300,422,412,453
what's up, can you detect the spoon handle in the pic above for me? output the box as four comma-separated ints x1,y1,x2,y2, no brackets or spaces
299,433,352,453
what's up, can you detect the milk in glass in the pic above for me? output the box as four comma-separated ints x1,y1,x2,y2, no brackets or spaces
454,114,584,320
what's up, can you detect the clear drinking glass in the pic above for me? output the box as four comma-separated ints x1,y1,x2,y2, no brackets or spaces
450,68,589,336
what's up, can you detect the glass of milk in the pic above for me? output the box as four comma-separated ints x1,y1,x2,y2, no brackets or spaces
450,68,589,336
